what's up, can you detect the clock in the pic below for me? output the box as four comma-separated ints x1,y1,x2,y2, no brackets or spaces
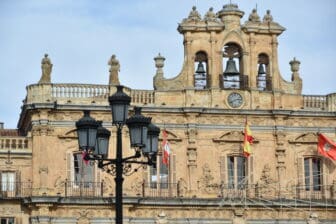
227,92,243,108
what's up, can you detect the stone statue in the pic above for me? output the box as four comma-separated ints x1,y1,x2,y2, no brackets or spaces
204,7,217,22
263,10,273,23
187,6,201,22
248,9,260,23
38,54,52,84
108,54,120,85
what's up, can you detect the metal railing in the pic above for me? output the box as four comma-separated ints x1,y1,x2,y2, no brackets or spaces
142,183,179,198
0,182,32,198
64,181,104,197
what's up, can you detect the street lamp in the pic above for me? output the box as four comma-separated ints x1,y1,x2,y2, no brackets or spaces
75,85,159,224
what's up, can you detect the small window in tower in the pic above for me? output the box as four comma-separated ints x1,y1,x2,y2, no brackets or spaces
222,43,246,89
257,53,271,91
194,51,208,89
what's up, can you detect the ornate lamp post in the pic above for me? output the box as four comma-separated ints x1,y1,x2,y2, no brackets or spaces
75,85,159,224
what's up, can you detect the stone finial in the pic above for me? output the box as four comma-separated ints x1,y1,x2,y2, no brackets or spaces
263,9,273,23
108,54,120,85
248,9,260,22
153,53,165,90
204,7,217,22
187,6,201,22
290,57,302,93
38,54,52,84
154,53,165,70
290,57,300,73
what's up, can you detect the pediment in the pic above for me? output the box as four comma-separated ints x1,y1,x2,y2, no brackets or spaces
213,131,244,143
159,130,182,142
289,133,317,144
213,131,259,143
58,128,77,139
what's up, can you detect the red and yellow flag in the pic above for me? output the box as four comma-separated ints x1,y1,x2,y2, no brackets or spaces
243,122,254,157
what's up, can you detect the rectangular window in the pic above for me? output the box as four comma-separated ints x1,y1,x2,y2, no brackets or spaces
304,158,321,191
0,218,15,224
227,156,246,189
149,155,168,189
73,153,94,185
1,172,15,192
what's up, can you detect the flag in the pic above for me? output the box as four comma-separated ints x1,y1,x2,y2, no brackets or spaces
162,130,170,166
243,121,254,157
317,134,336,160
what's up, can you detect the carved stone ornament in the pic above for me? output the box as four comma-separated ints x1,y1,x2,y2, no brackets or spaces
198,163,219,193
186,127,197,144
187,147,197,165
288,133,318,144
32,125,54,136
177,178,188,197
256,164,277,198
155,211,169,224
130,177,143,196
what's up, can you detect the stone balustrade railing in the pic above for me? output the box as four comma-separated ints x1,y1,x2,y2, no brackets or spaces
0,137,29,150
26,83,155,106
25,83,335,111
303,95,327,110
51,83,109,98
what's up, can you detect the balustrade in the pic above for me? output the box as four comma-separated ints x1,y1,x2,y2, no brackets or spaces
303,95,327,110
0,137,28,150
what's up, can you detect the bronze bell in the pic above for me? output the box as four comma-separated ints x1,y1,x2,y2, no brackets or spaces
258,63,265,75
223,58,239,76
195,61,206,73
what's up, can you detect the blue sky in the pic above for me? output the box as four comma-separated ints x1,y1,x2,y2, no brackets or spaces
0,0,335,128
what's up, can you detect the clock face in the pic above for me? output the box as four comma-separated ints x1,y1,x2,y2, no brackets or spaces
227,92,243,108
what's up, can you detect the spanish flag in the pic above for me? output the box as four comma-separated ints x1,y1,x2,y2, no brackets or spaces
243,122,254,157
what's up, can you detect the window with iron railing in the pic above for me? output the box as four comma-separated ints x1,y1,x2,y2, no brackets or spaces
73,152,94,187
304,157,322,191
227,156,246,189
149,155,168,189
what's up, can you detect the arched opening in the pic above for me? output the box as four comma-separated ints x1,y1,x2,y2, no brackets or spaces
257,53,271,91
222,43,247,89
194,51,208,89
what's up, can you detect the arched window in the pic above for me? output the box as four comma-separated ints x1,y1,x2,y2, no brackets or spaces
194,51,208,89
222,43,246,89
257,53,271,91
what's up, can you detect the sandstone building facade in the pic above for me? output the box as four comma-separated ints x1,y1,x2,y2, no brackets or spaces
1,4,336,224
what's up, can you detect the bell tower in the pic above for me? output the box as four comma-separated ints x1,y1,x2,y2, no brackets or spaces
153,4,302,97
